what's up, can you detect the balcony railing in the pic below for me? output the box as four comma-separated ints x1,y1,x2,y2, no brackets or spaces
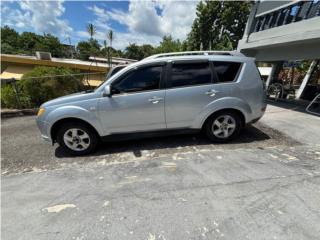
252,0,320,33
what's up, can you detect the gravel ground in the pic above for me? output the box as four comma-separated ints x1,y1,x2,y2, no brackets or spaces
1,116,300,175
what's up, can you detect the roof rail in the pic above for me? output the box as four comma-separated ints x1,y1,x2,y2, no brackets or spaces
143,51,244,60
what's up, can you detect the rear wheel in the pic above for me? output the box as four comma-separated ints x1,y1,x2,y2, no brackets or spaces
56,122,98,155
205,111,242,142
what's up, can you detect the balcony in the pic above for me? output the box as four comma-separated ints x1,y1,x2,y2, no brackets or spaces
238,0,320,61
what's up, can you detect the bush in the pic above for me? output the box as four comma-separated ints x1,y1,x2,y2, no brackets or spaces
1,66,85,109
20,66,85,107
1,83,31,109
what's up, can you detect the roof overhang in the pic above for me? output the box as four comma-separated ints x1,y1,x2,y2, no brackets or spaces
1,54,109,72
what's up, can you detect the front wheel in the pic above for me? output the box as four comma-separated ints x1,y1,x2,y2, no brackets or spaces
205,111,242,142
56,122,98,155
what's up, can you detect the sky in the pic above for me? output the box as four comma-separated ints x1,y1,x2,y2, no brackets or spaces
1,0,199,49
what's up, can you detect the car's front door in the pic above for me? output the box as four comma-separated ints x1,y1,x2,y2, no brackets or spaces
98,64,166,134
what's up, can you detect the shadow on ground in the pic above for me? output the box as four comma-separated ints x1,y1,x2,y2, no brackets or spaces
266,99,320,116
55,123,297,158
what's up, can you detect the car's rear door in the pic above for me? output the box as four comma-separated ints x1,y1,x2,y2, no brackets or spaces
165,60,219,129
165,60,243,129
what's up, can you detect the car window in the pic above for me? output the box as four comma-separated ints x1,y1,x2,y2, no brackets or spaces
170,62,212,88
112,66,162,94
213,62,241,83
106,66,126,79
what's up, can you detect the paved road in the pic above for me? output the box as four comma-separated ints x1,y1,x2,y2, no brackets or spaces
1,116,298,174
2,115,320,240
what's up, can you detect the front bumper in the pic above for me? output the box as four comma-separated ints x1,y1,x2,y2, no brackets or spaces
36,118,52,144
41,134,52,143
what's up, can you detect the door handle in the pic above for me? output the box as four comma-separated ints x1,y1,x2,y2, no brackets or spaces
205,89,219,97
148,97,163,104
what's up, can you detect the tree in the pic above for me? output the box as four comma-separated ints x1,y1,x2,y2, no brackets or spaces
101,46,123,58
108,30,114,48
1,43,15,54
107,30,114,66
156,35,182,53
124,44,142,60
76,39,101,60
17,32,41,54
35,34,67,57
186,1,251,50
87,23,96,40
140,44,155,58
124,44,155,60
1,26,66,57
1,26,19,52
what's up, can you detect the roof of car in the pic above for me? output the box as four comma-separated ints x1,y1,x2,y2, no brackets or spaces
143,51,244,60
137,51,251,65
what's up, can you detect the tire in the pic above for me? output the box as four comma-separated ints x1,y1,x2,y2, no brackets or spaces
56,122,99,155
204,111,242,143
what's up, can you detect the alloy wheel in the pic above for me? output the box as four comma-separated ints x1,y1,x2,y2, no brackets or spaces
211,115,236,139
63,128,91,151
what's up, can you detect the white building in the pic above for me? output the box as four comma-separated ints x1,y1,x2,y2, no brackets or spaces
237,0,320,101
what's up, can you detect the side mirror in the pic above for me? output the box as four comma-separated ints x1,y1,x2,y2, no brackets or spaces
103,85,112,97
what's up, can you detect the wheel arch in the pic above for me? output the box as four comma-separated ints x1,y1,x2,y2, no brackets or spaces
201,108,246,129
50,117,100,143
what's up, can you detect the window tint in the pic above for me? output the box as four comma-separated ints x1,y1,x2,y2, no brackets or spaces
112,66,162,93
107,66,126,79
170,62,211,88
213,62,241,83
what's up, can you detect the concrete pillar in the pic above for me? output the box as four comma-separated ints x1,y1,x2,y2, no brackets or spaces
296,60,318,99
266,62,282,88
243,2,260,40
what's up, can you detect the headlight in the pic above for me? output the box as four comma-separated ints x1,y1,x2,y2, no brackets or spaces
37,108,45,117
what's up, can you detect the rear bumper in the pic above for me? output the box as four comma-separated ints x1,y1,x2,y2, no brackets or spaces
248,104,267,124
250,116,263,124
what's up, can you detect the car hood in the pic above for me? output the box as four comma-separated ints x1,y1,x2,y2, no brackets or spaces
42,91,99,108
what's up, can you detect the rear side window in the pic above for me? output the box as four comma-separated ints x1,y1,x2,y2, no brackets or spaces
213,61,241,83
170,62,212,88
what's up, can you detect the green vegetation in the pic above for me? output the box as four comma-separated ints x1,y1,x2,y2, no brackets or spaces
1,26,70,58
1,1,251,60
1,66,84,108
87,23,97,40
1,83,31,109
1,1,252,108
186,1,251,50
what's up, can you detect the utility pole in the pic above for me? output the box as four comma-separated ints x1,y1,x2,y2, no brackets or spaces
67,37,74,59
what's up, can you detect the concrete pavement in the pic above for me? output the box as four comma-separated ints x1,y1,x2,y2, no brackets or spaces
2,145,320,240
1,104,320,240
261,102,320,145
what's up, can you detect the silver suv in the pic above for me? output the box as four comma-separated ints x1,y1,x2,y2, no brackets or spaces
36,51,266,155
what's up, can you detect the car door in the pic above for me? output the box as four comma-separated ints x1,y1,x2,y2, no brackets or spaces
165,60,243,129
165,60,219,129
97,63,166,134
